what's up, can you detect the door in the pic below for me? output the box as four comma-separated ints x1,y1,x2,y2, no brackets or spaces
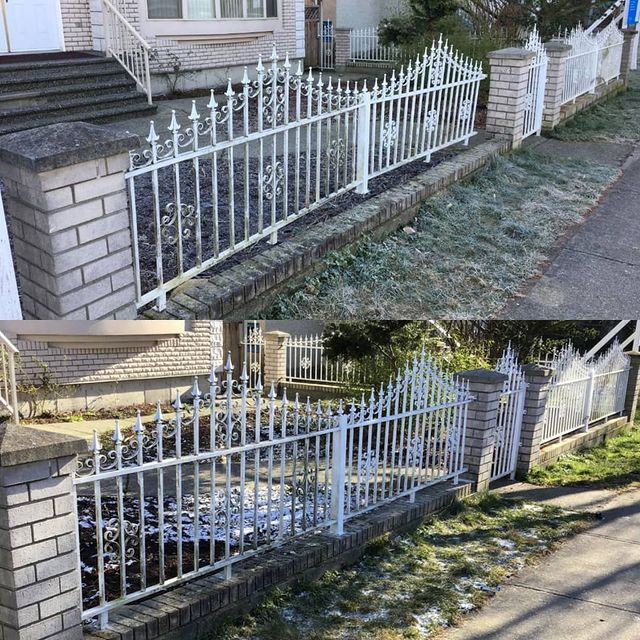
305,6,320,69
2,0,63,53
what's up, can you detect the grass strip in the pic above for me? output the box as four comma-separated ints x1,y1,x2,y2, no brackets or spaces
209,493,590,640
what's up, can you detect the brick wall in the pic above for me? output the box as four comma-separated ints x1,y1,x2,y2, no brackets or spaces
14,321,223,387
60,0,94,51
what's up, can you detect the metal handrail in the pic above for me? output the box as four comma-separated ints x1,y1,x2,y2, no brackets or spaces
102,0,153,104
0,330,19,425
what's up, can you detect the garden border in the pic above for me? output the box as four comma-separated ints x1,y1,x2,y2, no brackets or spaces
143,137,511,320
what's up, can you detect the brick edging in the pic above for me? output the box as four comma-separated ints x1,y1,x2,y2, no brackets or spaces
84,481,471,640
142,138,511,320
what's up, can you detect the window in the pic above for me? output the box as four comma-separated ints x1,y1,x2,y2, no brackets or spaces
147,0,277,19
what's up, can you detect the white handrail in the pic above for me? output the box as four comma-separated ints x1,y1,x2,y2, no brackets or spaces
0,330,19,425
102,0,153,104
585,0,625,35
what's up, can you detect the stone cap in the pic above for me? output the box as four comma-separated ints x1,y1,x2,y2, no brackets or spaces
544,41,572,53
0,423,87,467
521,363,553,376
456,369,508,384
487,47,536,61
264,330,291,339
0,122,140,173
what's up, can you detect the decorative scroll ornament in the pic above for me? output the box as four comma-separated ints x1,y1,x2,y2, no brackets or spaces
264,162,285,201
524,93,534,112
300,356,312,371
103,518,139,564
494,422,506,448
246,327,263,346
360,449,379,474
407,437,424,464
424,109,439,133
430,59,445,86
250,361,262,373
382,121,399,150
161,203,196,246
327,139,346,169
458,99,474,122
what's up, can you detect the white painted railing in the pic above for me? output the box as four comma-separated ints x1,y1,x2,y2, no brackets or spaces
74,349,471,628
584,320,640,360
127,40,485,310
350,27,401,64
595,22,625,83
542,342,630,444
523,27,548,139
285,333,370,387
0,331,19,425
0,189,22,320
102,0,152,104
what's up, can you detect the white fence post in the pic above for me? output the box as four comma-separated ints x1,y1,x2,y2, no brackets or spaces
582,367,596,431
356,88,372,195
330,413,347,535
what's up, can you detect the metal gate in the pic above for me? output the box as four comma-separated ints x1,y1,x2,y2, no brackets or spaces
320,17,335,70
241,321,263,389
522,27,548,139
304,5,320,69
491,346,527,482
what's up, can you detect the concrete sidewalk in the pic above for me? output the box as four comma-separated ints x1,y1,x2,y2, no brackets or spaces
501,138,640,319
443,483,640,640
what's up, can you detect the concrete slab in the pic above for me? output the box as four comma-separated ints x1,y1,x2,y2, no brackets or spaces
525,138,635,167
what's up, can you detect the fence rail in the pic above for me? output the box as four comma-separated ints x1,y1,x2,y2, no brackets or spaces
127,39,484,310
350,27,401,63
523,27,548,139
73,349,471,628
0,330,19,425
542,343,629,444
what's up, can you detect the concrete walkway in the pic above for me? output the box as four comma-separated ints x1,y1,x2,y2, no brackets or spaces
501,138,640,319
444,482,640,640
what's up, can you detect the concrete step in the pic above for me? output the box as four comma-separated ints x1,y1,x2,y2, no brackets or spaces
0,102,156,136
0,65,127,93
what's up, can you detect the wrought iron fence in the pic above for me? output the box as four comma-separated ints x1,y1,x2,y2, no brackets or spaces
595,23,624,84
491,346,527,482
241,321,263,389
126,39,485,311
73,349,472,628
285,333,370,387
542,342,629,444
0,330,19,424
349,27,401,64
522,27,548,139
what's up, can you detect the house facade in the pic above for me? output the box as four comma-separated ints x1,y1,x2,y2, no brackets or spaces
0,0,305,92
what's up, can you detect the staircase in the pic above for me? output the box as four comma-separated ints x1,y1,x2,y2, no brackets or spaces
0,54,157,136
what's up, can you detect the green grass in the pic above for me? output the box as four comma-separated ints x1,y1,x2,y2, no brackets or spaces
261,150,618,319
527,425,640,489
207,494,589,640
550,70,640,143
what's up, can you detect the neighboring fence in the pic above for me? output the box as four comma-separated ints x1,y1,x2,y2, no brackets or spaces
542,343,630,444
0,330,19,424
320,19,335,70
102,0,152,104
349,27,401,63
241,320,263,389
126,39,485,310
561,22,624,106
491,346,527,482
73,350,472,627
522,27,549,139
285,333,370,388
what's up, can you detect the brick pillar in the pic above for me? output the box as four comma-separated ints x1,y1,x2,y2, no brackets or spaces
621,26,639,86
486,48,535,149
456,369,507,492
335,28,351,70
624,352,640,420
0,122,140,320
263,331,290,389
0,423,87,640
542,41,571,132
516,364,553,476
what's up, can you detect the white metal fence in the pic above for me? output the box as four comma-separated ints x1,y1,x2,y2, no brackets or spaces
542,343,630,444
241,321,263,389
491,346,527,482
285,333,370,388
320,19,335,70
126,39,485,311
74,349,472,627
350,27,401,64
561,22,624,106
0,331,19,424
523,28,548,139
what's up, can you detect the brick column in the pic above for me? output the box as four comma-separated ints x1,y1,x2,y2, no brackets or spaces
621,26,639,86
624,352,640,420
263,331,290,389
542,41,571,132
486,48,535,149
0,423,87,640
0,122,140,320
516,364,553,476
335,28,351,70
456,369,507,492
